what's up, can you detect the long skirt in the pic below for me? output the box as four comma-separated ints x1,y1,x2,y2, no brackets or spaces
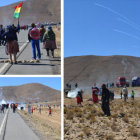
5,40,19,55
43,40,57,50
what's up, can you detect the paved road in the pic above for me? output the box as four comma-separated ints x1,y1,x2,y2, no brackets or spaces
0,30,60,75
0,109,40,140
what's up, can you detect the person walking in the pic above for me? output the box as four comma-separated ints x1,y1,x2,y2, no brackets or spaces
131,90,135,100
29,23,41,60
13,104,16,113
101,84,111,116
43,26,57,57
39,25,46,43
122,86,128,102
92,87,99,103
2,25,20,64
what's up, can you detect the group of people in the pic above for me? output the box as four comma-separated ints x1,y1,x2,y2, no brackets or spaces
75,83,137,117
28,105,52,116
76,84,111,116
0,23,57,64
120,86,135,101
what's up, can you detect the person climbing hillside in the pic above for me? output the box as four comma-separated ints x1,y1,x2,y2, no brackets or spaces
92,87,99,103
131,90,135,100
101,84,111,116
43,26,57,57
122,86,128,102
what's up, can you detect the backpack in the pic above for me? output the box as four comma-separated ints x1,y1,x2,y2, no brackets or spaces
30,28,40,40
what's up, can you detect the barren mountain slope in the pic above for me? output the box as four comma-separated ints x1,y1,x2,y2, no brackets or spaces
0,0,60,25
64,55,140,88
0,83,60,102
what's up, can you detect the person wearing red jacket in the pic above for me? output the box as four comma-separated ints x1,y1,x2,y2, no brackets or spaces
92,87,99,103
76,91,83,105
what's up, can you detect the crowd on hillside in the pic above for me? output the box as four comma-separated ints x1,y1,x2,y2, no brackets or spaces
0,23,57,64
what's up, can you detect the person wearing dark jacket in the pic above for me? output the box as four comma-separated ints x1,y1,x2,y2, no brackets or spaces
0,25,5,46
101,84,111,116
2,24,20,64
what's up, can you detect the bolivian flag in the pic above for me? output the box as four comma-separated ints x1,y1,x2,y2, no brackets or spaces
13,2,23,18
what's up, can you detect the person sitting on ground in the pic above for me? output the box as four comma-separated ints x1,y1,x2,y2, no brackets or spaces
2,24,20,64
43,26,57,58
92,87,99,103
131,90,135,100
29,23,41,61
122,86,128,102
101,84,111,116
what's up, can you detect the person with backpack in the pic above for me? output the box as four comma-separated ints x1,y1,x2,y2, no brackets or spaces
39,25,46,43
131,90,135,100
122,86,128,102
43,26,57,57
92,87,99,103
29,23,41,60
101,84,111,116
2,24,20,64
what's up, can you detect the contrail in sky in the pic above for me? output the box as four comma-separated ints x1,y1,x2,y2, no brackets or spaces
114,29,140,41
117,18,140,32
94,3,140,31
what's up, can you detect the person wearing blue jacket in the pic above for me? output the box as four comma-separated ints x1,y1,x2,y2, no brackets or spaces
2,24,20,64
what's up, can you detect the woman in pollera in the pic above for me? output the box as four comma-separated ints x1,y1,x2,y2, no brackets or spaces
43,26,57,58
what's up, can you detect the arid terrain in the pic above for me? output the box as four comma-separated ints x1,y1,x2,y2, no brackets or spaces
19,101,61,140
64,55,140,89
0,0,60,25
64,90,140,140
0,83,61,103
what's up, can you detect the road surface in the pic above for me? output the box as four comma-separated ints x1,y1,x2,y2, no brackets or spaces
0,109,40,140
0,30,60,75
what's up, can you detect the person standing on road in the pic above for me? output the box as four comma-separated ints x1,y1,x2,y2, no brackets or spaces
13,104,16,113
131,90,135,100
43,26,57,58
122,86,128,102
1,104,4,113
39,25,46,43
29,23,41,60
0,24,5,46
2,25,20,64
101,84,111,116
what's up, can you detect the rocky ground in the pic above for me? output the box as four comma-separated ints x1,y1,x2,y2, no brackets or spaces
64,94,140,140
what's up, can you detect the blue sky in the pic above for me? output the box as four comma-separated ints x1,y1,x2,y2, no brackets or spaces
0,77,61,90
0,0,23,7
65,0,140,57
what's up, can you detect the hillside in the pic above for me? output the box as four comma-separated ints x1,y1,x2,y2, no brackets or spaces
0,83,60,103
0,0,60,25
64,55,140,89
